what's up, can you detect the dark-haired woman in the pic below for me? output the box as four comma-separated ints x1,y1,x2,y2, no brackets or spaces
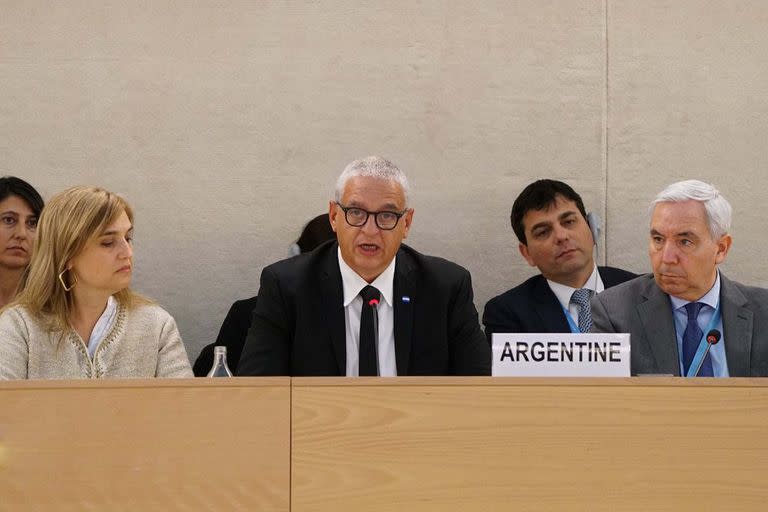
0,176,44,307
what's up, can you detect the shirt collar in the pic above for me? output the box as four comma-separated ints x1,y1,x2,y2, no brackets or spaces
669,271,721,311
546,265,604,311
337,248,396,307
95,295,118,332
87,295,118,353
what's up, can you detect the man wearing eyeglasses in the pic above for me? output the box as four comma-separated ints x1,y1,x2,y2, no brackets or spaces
237,156,490,376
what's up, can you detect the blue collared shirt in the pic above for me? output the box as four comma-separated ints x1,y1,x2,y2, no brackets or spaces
669,272,729,377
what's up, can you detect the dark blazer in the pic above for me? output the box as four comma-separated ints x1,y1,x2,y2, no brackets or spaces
482,266,637,342
591,273,768,376
237,241,490,376
192,296,259,377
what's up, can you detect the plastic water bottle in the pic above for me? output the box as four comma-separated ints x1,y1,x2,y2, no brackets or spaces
207,346,233,377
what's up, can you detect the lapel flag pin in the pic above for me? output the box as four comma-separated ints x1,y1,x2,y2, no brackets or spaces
401,296,411,303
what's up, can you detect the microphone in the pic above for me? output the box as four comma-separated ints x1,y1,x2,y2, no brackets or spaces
692,329,721,376
368,298,380,376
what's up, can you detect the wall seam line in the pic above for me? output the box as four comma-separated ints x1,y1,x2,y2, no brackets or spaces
603,0,611,265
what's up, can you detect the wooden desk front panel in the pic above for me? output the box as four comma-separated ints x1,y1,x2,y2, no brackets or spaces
291,378,768,512
0,378,290,512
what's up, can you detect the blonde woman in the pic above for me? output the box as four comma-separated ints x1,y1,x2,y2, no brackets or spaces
0,186,192,379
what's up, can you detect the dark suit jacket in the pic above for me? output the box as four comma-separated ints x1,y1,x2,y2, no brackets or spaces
482,266,637,342
192,296,259,377
591,273,768,376
237,241,490,376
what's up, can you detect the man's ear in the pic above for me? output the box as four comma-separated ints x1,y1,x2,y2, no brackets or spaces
401,208,414,239
586,212,601,245
714,234,733,264
328,201,339,233
518,242,537,268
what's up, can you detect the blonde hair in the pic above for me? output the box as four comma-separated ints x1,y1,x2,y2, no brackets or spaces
14,186,148,332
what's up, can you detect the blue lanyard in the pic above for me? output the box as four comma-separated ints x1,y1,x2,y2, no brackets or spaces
684,304,722,377
561,304,581,333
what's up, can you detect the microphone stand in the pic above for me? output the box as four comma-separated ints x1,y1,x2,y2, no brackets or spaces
692,341,715,377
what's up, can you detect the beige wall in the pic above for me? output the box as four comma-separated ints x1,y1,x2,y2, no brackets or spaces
2,1,766,361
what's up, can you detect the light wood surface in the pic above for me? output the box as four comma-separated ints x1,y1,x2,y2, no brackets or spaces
0,378,290,512
291,377,768,511
3,377,767,511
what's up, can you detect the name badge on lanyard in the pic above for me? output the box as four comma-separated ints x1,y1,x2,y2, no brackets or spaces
561,304,582,333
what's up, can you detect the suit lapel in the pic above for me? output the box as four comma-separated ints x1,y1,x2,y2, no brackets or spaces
319,247,347,374
531,276,571,332
393,252,416,375
720,274,752,377
636,279,680,375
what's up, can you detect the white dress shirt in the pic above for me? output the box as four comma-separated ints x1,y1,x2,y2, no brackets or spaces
547,265,604,329
338,248,398,376
86,295,118,358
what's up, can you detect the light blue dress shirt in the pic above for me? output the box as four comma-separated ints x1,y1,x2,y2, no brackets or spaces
669,272,729,377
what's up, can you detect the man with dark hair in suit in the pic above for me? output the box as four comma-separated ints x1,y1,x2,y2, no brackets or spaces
483,179,636,341
592,180,768,376
237,156,490,376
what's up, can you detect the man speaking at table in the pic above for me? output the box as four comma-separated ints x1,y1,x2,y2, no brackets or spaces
237,156,490,376
591,180,768,376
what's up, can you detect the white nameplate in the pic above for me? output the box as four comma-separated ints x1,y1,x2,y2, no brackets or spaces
492,333,631,377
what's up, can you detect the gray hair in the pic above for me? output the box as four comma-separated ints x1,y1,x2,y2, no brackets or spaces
334,156,410,206
651,179,732,239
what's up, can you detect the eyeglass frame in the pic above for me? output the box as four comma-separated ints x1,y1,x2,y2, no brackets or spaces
334,202,410,231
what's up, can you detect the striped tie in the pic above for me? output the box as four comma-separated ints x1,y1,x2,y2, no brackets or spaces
569,288,594,333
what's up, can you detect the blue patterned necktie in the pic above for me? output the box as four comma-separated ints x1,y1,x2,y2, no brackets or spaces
569,289,594,333
681,302,714,377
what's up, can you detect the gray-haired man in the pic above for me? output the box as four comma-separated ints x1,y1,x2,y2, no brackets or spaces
237,156,490,376
592,180,768,376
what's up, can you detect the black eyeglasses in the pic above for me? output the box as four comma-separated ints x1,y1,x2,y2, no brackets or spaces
335,202,408,230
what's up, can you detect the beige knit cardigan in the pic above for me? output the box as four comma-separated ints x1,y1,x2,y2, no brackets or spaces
0,302,193,379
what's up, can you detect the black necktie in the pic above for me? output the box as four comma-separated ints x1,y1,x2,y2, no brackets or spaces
359,285,380,376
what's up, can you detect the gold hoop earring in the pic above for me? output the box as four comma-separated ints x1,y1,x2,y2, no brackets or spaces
58,269,76,292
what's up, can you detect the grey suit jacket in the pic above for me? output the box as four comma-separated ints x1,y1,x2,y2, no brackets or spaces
591,273,768,376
